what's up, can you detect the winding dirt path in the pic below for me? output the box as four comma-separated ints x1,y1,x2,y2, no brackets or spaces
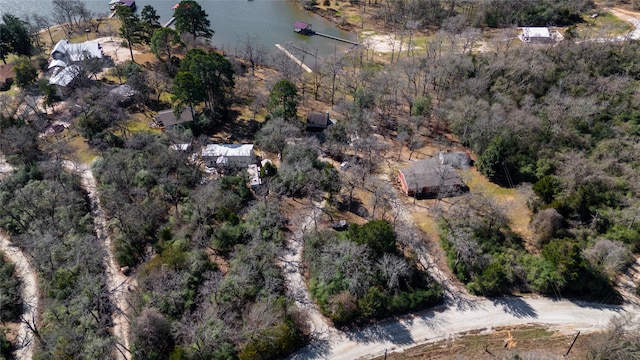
607,7,640,40
0,233,39,360
68,161,135,360
281,200,338,340
0,155,39,360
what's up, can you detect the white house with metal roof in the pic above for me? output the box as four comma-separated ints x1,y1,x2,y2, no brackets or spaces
519,27,556,44
201,144,256,168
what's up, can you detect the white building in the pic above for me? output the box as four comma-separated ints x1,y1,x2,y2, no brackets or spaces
50,39,103,67
201,144,256,168
48,39,104,87
519,27,555,44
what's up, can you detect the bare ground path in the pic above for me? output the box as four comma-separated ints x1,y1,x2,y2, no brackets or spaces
0,155,39,360
67,161,135,360
289,295,637,360
288,189,640,359
0,232,39,360
281,200,339,340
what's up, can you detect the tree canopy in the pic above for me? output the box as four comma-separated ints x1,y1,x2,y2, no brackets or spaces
173,48,234,129
174,0,214,42
268,79,298,120
116,5,145,62
0,14,32,64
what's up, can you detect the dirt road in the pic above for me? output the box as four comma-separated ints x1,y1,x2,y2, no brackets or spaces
70,161,135,360
608,8,640,40
0,233,39,360
281,200,338,340
289,296,637,359
0,157,39,360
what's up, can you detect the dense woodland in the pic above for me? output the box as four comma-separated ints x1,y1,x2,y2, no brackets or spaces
1,0,640,359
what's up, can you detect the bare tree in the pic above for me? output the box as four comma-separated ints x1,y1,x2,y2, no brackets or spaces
240,34,267,77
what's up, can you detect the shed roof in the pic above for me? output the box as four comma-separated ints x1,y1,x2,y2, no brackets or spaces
306,112,329,128
202,144,254,158
156,108,193,127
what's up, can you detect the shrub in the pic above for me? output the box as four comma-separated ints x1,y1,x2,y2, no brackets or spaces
532,175,562,204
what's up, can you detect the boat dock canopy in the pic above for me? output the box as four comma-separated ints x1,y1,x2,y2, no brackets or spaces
294,21,311,30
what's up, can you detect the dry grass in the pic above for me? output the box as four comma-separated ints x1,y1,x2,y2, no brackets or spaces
67,135,99,164
126,113,161,134
460,168,533,241
373,325,590,360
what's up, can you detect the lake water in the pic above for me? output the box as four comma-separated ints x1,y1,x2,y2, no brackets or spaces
0,0,357,60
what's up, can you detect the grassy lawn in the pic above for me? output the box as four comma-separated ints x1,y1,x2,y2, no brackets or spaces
460,168,532,241
126,113,160,134
67,135,99,164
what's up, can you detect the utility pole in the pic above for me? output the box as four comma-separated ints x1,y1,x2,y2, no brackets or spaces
564,331,580,359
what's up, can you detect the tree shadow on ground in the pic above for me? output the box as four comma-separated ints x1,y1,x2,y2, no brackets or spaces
568,296,627,312
343,317,414,346
288,337,332,360
215,109,261,143
489,296,538,319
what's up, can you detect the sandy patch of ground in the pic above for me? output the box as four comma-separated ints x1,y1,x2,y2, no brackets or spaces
87,36,141,65
360,31,421,53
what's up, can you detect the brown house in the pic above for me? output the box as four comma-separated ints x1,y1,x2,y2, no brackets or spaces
398,156,469,198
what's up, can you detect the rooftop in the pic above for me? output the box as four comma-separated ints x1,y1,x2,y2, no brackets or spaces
49,65,81,87
521,27,551,38
400,157,465,190
51,39,103,62
156,108,193,127
202,144,254,158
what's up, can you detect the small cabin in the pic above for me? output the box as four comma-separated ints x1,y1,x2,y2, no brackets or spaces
156,108,194,130
306,112,330,132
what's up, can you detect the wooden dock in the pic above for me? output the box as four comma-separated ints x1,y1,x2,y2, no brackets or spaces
314,32,359,45
275,44,312,73
163,17,176,27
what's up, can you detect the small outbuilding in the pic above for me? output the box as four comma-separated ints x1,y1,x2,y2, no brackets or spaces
156,108,194,130
306,112,330,132
201,144,256,168
519,27,555,44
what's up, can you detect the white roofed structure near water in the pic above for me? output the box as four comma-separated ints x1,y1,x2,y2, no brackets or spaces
50,39,103,62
